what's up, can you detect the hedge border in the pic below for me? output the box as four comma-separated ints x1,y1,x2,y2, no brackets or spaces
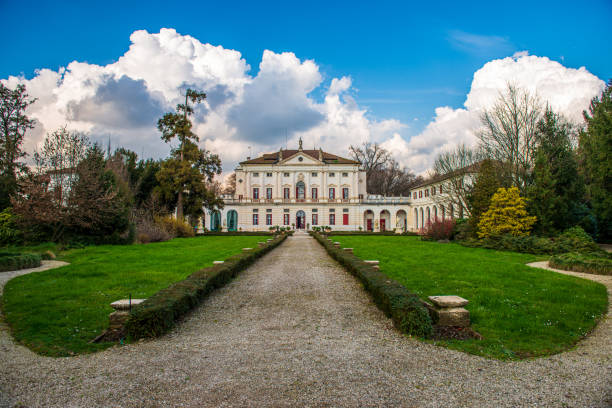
309,231,432,338
0,252,42,272
125,233,289,339
325,231,418,236
549,252,612,276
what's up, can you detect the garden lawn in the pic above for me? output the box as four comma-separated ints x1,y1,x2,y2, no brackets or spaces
333,236,608,360
2,236,264,356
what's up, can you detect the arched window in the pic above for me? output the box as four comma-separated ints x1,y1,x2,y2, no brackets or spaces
296,181,305,199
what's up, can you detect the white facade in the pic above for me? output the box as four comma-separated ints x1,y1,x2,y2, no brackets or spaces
203,144,465,232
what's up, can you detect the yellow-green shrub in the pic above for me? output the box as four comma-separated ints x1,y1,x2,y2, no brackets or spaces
477,187,536,238
155,216,195,238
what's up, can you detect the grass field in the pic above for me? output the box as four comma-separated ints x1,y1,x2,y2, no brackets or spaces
1,236,264,356
332,236,608,360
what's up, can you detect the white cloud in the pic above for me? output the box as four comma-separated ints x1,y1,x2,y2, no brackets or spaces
390,54,605,174
1,30,605,180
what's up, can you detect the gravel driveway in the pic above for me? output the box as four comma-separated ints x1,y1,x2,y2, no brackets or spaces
1,234,610,407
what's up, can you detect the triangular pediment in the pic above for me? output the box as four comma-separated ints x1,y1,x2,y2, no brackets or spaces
279,151,323,165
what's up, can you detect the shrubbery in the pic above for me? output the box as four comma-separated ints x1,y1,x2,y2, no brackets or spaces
125,234,288,339
550,252,612,275
0,208,21,245
155,215,195,238
0,252,41,272
421,218,456,241
477,187,536,238
310,231,432,338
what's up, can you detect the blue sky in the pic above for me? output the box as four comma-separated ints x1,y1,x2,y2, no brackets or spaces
1,0,610,173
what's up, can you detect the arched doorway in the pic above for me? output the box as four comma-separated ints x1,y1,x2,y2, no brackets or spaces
364,210,374,231
419,208,424,229
414,208,419,229
226,210,238,231
210,210,221,231
296,210,306,229
296,181,305,200
396,210,407,232
380,210,390,232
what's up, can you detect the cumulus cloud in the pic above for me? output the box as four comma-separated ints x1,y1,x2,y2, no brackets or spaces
0,29,605,178
389,54,605,174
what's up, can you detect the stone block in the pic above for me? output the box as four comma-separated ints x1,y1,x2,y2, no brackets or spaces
436,307,470,327
343,248,353,254
428,295,468,308
364,260,379,265
213,261,225,265
109,311,129,330
110,298,146,311
242,248,253,251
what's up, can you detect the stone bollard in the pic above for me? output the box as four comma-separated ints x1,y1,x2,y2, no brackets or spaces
427,296,470,327
343,248,353,254
364,260,379,270
213,261,225,265
109,299,146,331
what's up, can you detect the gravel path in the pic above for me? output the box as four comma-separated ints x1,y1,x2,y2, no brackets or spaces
0,236,611,407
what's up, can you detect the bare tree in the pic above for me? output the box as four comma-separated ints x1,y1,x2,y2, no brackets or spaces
368,158,418,196
478,84,543,194
432,144,483,217
223,172,236,196
349,142,390,186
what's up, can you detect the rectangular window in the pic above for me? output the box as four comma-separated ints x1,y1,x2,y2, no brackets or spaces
253,172,259,177
329,208,335,212
311,188,318,199
253,214,259,225
283,187,290,199
440,185,443,194
329,172,335,177
425,189,429,197
419,190,422,198
253,188,259,199
266,214,272,225
266,208,272,213
342,172,348,177
311,172,317,177
413,192,417,199
342,188,349,199
343,213,349,225
266,188,272,199
266,172,273,177
329,188,335,199
329,214,335,225
312,214,318,225
283,214,290,225
431,187,436,196
284,172,290,177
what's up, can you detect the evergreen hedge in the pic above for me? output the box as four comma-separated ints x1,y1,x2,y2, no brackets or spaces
310,231,432,338
550,252,612,275
0,252,42,272
326,231,417,236
125,233,288,339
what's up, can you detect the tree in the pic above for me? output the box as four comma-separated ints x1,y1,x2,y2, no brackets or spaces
477,187,536,238
223,172,236,196
478,84,543,194
0,83,36,209
528,109,584,236
157,88,207,219
432,144,483,217
349,141,417,195
156,139,222,223
579,81,612,241
468,159,510,236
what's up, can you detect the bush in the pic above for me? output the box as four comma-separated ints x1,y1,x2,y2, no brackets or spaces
0,208,22,245
155,216,195,238
461,226,604,255
309,231,432,338
0,252,42,272
478,187,536,238
421,218,456,241
550,252,612,275
125,234,288,339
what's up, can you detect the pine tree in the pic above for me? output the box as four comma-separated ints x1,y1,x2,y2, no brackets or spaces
579,81,612,241
528,109,584,236
468,159,509,236
478,187,536,238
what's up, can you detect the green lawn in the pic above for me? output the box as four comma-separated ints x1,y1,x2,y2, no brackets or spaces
332,236,608,359
1,236,264,356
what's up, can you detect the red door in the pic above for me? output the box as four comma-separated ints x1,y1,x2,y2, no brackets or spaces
343,214,349,225
366,219,372,231
380,219,386,231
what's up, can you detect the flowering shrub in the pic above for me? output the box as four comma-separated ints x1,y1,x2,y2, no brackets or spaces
421,218,456,241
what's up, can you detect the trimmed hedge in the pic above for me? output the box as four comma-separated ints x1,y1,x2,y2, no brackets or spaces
0,252,42,272
326,231,418,236
309,232,432,338
550,252,612,275
197,231,274,236
125,233,289,339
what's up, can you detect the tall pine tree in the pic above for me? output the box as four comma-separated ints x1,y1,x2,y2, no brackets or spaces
528,108,584,236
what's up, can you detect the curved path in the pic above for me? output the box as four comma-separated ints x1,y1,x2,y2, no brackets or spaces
0,236,611,407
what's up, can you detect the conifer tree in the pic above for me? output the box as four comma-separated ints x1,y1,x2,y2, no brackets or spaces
478,187,536,238
468,159,509,236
